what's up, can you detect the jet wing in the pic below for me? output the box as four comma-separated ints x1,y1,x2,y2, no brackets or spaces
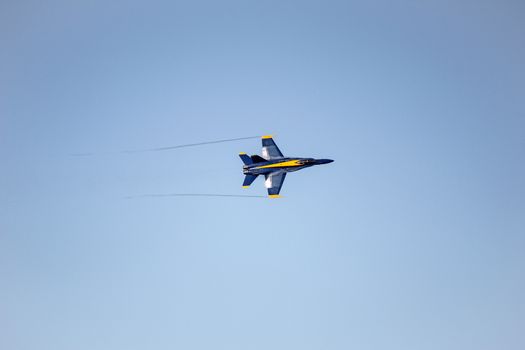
264,171,286,197
261,135,284,159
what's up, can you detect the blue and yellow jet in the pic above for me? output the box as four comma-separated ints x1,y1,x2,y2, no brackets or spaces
239,135,333,198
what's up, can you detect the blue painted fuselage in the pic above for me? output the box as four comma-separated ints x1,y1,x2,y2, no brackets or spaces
243,157,333,176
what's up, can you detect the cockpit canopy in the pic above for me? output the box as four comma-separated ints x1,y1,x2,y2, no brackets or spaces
299,158,315,164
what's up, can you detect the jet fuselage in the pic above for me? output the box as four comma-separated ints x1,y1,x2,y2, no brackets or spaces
239,136,333,197
243,157,333,176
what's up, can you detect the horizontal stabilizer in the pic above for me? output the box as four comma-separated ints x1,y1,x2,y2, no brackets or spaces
239,153,253,165
242,174,258,188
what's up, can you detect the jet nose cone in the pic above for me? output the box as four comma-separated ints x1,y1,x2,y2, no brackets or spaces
316,159,334,164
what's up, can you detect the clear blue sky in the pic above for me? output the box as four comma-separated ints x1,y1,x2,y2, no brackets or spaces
1,1,524,349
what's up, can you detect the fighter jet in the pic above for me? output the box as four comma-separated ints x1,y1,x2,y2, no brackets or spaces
239,135,333,198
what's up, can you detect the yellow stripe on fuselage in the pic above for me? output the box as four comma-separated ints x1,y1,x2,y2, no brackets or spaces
255,159,302,169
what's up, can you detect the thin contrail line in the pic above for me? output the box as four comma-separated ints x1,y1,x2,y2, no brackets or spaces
121,135,261,154
70,135,262,156
125,193,267,199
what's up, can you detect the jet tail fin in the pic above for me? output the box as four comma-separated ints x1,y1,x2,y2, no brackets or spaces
242,174,258,188
250,155,266,163
239,153,253,165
